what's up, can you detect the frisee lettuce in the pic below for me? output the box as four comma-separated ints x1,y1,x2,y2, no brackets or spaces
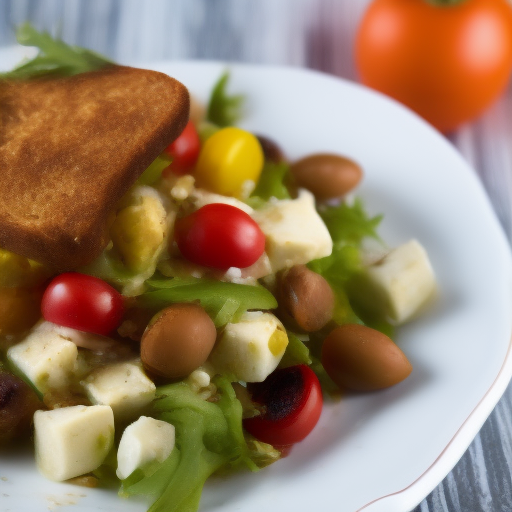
308,198,394,336
1,23,111,79
206,72,245,128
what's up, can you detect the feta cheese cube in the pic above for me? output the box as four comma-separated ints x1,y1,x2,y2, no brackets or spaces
252,189,332,272
34,405,114,481
352,239,436,324
7,321,78,392
82,361,156,421
116,416,175,480
208,312,288,382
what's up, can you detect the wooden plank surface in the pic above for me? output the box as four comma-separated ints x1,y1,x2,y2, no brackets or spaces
0,1,511,510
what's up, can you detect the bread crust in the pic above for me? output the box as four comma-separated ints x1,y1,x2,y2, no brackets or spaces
0,65,189,271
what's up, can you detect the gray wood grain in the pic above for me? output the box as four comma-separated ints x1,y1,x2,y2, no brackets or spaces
0,1,511,510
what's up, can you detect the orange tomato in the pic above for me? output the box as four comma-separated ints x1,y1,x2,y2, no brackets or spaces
355,0,512,133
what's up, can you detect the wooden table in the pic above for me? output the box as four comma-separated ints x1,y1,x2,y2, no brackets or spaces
0,1,511,510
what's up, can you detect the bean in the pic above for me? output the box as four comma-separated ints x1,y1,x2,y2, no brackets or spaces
290,153,362,199
141,303,217,379
321,324,412,391
276,265,335,332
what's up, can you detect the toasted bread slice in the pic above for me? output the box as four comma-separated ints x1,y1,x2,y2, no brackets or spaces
0,65,189,271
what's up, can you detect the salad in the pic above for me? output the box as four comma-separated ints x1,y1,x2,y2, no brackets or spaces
0,26,437,512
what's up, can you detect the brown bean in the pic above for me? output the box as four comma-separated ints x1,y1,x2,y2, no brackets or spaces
141,303,217,379
321,324,412,391
277,265,335,332
290,153,362,199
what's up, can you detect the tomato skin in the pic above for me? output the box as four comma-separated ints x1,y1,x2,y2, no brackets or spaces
243,365,323,446
174,203,266,270
41,273,124,336
163,120,201,176
194,127,264,198
355,0,512,132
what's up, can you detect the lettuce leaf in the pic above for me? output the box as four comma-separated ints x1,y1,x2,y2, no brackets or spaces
309,198,381,282
309,198,394,335
247,161,292,208
140,277,277,327
206,72,245,128
279,332,312,368
1,23,111,79
120,376,259,512
137,154,173,186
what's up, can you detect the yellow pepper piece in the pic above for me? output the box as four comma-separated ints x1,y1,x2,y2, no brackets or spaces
194,127,264,198
110,191,168,273
0,287,43,341
0,248,50,288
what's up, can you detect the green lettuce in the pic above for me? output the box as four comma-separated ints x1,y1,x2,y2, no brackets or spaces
140,277,277,327
137,154,173,186
309,198,381,293
120,376,259,512
247,161,293,209
1,23,111,79
308,198,394,336
206,72,245,128
279,332,312,368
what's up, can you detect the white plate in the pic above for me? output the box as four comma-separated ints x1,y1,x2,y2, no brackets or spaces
1,55,512,512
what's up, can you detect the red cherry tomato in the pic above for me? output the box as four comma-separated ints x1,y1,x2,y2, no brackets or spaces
355,0,512,133
163,120,201,176
243,365,323,446
174,203,266,270
41,273,124,336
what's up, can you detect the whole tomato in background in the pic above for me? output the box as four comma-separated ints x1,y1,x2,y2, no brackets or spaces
355,0,512,133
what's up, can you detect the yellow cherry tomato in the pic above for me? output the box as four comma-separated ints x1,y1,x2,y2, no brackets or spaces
194,127,263,197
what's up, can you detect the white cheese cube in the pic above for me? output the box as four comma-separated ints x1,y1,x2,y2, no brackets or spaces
34,405,114,481
82,361,156,421
7,321,78,392
252,189,332,272
354,239,436,324
116,416,175,480
209,312,288,382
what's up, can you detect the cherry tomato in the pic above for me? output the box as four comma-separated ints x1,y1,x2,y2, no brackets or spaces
41,273,124,335
163,120,201,176
355,0,512,132
194,127,264,197
243,365,323,446
174,203,265,270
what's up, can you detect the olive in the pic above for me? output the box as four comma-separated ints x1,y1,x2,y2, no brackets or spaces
0,370,43,444
141,303,217,379
321,324,412,391
290,153,362,199
277,265,335,332
256,135,286,163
